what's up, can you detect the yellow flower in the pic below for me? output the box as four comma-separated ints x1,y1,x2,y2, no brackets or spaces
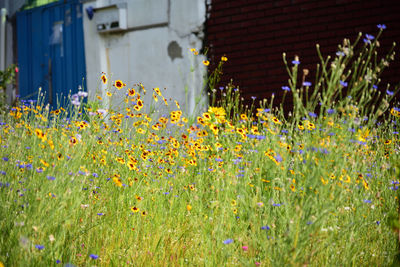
101,74,107,84
131,206,139,213
186,204,192,211
272,117,281,124
190,48,199,55
154,87,162,96
202,60,210,66
221,56,228,62
128,88,136,96
357,127,370,142
114,80,126,90
113,177,123,187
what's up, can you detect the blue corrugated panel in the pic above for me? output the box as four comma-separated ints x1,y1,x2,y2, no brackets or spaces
16,0,86,107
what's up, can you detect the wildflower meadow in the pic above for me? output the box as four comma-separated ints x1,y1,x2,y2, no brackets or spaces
1,25,400,266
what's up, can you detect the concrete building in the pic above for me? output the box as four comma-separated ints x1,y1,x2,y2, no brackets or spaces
1,0,209,115
82,0,208,115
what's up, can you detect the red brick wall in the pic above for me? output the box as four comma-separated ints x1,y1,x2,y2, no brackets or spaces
206,0,400,107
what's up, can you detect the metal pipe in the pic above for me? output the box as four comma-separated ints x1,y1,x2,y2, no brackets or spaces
0,8,7,71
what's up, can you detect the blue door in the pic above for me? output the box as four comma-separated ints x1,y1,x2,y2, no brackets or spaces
16,0,86,107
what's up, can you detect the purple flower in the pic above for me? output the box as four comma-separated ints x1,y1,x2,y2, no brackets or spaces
47,176,56,180
251,96,257,100
340,81,348,87
223,239,233,244
97,213,104,216
2,157,8,161
336,51,345,57
363,199,372,204
89,254,99,259
261,225,270,230
327,108,335,114
274,154,283,163
303,81,312,87
36,168,44,173
377,24,386,30
281,86,290,91
372,84,378,90
365,34,374,40
35,244,44,250
387,90,394,96
308,112,317,118
92,173,98,178
292,60,300,65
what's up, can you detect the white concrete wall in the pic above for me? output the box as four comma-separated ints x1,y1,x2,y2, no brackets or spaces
83,0,208,116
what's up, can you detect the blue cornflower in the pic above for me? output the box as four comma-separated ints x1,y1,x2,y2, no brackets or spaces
365,34,374,40
92,173,98,178
292,60,300,65
340,81,348,87
47,176,56,181
264,108,271,112
336,51,345,57
89,254,99,259
377,24,386,30
97,213,104,216
223,239,233,244
2,157,8,161
327,108,335,114
308,112,317,118
386,90,394,96
363,199,372,204
282,86,290,91
274,154,283,163
261,225,270,230
35,244,44,250
303,81,312,87
0,171,5,175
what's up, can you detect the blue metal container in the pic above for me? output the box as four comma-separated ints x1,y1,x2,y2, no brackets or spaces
16,0,86,107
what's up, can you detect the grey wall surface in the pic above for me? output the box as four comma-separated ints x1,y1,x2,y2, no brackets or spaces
83,0,208,116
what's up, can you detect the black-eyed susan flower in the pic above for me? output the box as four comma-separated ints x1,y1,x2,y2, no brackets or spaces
101,74,107,84
114,80,126,90
128,88,136,96
154,87,162,96
202,60,210,66
131,206,139,213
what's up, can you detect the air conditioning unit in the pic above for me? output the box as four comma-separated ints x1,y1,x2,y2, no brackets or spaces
94,3,127,33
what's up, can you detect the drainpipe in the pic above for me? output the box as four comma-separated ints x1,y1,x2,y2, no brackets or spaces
0,8,7,71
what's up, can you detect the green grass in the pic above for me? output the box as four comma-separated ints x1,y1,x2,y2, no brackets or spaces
1,27,400,266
